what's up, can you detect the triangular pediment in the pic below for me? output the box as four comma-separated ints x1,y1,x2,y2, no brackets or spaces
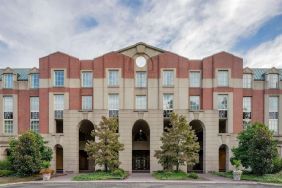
117,42,165,58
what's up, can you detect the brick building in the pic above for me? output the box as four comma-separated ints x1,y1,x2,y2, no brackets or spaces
0,42,281,173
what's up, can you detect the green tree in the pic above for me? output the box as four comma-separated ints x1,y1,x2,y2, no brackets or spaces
231,123,278,175
8,131,52,176
155,113,200,171
85,116,124,172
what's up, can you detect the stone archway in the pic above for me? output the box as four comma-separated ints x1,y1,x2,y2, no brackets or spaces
219,144,229,172
189,119,205,173
55,144,63,173
78,119,94,172
132,119,150,173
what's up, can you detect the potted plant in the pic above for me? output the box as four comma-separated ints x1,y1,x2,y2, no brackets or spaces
232,159,242,181
40,161,54,181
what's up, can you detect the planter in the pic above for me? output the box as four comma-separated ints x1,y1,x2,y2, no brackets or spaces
233,170,242,181
42,173,51,181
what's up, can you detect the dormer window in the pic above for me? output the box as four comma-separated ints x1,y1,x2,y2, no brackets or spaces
267,74,279,89
243,74,252,88
3,74,13,89
30,74,39,88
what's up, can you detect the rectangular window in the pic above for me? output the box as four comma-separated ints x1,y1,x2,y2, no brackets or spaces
81,71,93,88
243,97,252,129
3,74,13,89
30,74,39,88
189,71,201,87
54,70,64,87
82,96,92,110
267,74,279,89
30,97,39,132
218,94,228,119
218,70,229,87
163,70,174,87
243,74,252,88
136,71,147,87
190,96,200,111
54,95,64,119
135,96,147,110
108,70,119,87
3,96,13,134
163,94,173,110
108,94,119,117
269,96,279,133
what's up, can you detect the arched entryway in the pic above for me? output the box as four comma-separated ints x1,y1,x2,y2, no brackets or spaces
219,144,228,172
189,119,204,173
79,119,94,172
132,119,150,173
55,144,63,173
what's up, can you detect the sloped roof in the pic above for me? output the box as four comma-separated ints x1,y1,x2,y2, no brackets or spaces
252,68,282,80
0,68,31,81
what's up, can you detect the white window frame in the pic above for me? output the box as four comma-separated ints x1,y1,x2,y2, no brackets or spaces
243,74,252,88
81,71,93,88
3,74,13,89
108,94,119,110
163,94,173,110
163,70,174,87
82,96,93,110
267,74,279,89
269,96,279,134
3,96,13,134
136,71,147,88
54,70,64,87
189,71,201,87
108,70,119,87
135,95,147,110
54,95,64,110
217,70,229,87
190,96,200,111
30,96,39,133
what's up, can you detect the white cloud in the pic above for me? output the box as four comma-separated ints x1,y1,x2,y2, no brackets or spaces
0,0,281,67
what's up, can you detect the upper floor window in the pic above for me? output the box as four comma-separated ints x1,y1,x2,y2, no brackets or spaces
218,94,228,119
82,96,92,110
81,71,93,88
54,70,64,87
30,74,39,88
218,70,229,87
3,74,13,89
267,74,279,89
163,70,174,87
54,94,64,119
189,71,201,87
136,71,147,88
3,96,13,134
108,94,119,117
135,95,147,110
30,97,39,133
108,70,119,87
243,74,252,88
190,96,200,111
269,96,279,134
163,94,173,110
243,97,251,118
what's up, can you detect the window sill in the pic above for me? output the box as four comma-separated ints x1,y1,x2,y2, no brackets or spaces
53,86,65,88
79,110,93,112
218,133,231,136
134,110,148,112
135,87,147,89
162,85,174,88
108,85,119,88
2,88,14,90
189,110,204,112
51,133,64,136
81,87,93,89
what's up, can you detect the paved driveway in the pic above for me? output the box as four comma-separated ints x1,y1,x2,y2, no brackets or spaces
2,182,280,188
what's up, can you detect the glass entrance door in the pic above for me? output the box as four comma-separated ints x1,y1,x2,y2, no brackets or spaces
132,150,150,172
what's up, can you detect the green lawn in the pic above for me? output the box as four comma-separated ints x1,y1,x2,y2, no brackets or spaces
153,170,198,180
213,171,282,184
73,170,128,181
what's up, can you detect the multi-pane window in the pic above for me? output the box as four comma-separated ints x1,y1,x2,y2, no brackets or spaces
243,97,252,129
136,72,147,87
218,94,228,119
82,96,92,110
54,95,64,119
243,74,252,88
269,96,279,133
218,70,229,87
190,96,200,111
3,74,13,89
267,74,279,89
81,71,93,88
30,97,39,132
189,71,201,87
3,96,13,134
163,70,174,87
108,70,119,86
30,74,39,88
54,70,64,87
108,94,119,117
135,96,147,110
163,94,173,117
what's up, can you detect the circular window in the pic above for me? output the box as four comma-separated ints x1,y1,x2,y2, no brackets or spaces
135,56,146,67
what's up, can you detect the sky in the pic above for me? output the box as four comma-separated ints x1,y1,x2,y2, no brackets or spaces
0,0,282,68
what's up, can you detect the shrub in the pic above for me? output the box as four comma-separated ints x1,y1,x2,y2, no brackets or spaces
0,159,12,170
272,157,282,173
0,169,14,177
111,168,125,177
187,172,198,179
232,123,278,175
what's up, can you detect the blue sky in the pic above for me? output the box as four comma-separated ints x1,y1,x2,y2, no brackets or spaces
0,0,282,68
